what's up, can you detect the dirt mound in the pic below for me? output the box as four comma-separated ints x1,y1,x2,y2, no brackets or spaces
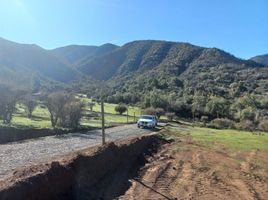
1,132,267,200
0,134,163,200
118,138,268,200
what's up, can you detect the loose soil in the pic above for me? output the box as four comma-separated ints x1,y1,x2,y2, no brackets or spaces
119,135,268,200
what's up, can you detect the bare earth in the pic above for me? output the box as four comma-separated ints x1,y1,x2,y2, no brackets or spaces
0,124,151,181
119,137,268,200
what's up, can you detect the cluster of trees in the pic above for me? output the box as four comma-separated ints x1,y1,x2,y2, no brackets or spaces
108,87,267,130
0,85,85,130
44,91,85,129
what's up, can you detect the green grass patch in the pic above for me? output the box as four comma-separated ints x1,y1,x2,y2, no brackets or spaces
166,125,268,151
80,97,141,116
1,96,141,129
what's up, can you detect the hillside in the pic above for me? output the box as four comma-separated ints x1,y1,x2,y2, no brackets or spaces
76,40,267,101
1,38,268,99
51,43,118,67
0,37,77,84
250,54,268,66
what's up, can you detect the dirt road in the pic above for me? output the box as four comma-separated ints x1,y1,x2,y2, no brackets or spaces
0,124,152,181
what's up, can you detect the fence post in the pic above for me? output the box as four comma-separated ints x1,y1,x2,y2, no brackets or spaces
127,108,129,123
101,99,105,145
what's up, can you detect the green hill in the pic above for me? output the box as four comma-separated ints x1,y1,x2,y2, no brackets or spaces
75,40,267,101
0,37,77,83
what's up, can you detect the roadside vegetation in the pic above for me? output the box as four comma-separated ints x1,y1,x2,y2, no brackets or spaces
0,86,141,130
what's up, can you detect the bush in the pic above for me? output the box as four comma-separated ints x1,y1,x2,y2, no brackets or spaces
143,107,156,115
235,120,254,131
143,107,165,119
155,108,165,119
165,112,175,121
88,102,95,111
209,118,235,129
241,108,255,121
115,104,127,115
257,120,268,132
201,116,209,126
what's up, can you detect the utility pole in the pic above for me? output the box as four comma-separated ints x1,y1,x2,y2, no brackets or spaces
101,98,105,145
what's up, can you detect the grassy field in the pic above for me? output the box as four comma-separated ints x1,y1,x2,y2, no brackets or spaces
0,99,142,129
165,123,268,151
80,97,141,116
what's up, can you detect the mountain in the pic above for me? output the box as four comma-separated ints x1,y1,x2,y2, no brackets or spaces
250,54,268,66
1,38,267,98
0,37,77,84
51,43,118,67
50,45,98,65
76,40,267,98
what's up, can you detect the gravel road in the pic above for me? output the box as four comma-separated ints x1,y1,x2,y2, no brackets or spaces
0,124,152,181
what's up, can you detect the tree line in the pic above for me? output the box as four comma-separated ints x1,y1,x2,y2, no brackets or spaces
0,86,85,130
137,89,268,131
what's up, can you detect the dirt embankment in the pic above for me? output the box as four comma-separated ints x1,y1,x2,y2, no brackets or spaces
119,136,268,200
0,134,163,200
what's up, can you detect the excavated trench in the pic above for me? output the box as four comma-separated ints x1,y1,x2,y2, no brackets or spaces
0,134,163,200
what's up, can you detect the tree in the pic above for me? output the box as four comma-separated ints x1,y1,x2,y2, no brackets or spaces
0,86,20,124
165,112,175,121
170,99,192,118
115,104,127,115
230,97,246,120
22,95,37,118
63,100,85,129
44,91,71,128
149,90,168,109
260,95,268,109
191,93,207,120
231,94,260,121
241,108,255,121
205,96,229,118
143,107,156,115
201,116,209,126
88,102,95,111
143,107,164,119
155,108,165,119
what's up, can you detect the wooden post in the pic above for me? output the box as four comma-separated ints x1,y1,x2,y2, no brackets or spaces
134,112,135,122
127,108,129,123
101,99,105,145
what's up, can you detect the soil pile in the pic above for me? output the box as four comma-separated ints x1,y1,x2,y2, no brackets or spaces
0,134,162,200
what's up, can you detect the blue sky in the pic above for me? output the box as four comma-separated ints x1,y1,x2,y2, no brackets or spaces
0,0,267,59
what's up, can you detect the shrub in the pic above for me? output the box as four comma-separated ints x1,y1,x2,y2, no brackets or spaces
209,118,235,129
155,108,165,119
165,112,175,121
143,107,156,115
143,107,165,119
201,116,209,126
88,102,95,111
257,120,268,132
240,108,255,121
115,104,127,115
235,120,254,131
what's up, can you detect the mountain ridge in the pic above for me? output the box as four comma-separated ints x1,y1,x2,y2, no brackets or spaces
250,54,268,66
0,37,267,96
